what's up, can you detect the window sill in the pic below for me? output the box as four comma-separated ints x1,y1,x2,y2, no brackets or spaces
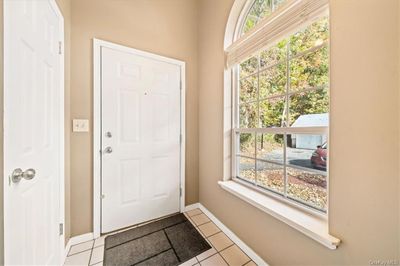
218,180,341,249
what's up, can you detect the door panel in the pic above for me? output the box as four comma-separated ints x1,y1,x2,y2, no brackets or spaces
120,159,141,204
119,91,140,143
4,0,62,264
101,48,181,233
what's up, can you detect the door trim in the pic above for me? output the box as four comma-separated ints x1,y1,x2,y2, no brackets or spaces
3,0,65,263
92,39,186,238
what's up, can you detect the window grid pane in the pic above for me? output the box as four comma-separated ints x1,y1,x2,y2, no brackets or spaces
238,156,256,184
235,15,329,213
241,0,290,36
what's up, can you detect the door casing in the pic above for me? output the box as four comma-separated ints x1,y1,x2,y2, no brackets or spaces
3,0,65,263
93,39,186,238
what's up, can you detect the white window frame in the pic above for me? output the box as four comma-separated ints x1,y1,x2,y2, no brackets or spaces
221,0,340,249
232,40,330,214
230,0,330,215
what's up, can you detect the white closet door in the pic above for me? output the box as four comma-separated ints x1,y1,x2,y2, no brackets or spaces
4,0,63,264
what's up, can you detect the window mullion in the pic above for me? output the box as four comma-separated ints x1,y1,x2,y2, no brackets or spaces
255,54,261,186
234,65,240,179
234,127,328,135
283,40,290,198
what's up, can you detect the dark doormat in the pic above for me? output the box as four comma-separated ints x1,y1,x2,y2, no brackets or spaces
104,213,211,266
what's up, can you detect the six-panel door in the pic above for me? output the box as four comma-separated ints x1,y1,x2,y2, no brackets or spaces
4,0,62,264
101,47,181,233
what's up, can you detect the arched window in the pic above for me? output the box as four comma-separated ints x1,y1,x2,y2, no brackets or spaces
240,0,288,35
226,0,330,213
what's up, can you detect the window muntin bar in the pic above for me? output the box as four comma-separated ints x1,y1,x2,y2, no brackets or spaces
234,15,329,213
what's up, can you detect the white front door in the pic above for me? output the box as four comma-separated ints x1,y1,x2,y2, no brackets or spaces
101,47,182,233
4,0,64,265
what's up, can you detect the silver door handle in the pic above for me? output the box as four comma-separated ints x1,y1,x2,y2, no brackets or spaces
104,147,113,154
11,168,36,183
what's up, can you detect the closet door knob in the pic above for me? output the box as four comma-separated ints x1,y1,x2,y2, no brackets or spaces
10,168,36,183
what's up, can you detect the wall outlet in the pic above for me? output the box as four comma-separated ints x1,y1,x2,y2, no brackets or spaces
72,119,89,132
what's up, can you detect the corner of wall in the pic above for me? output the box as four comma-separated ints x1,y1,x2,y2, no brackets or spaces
0,0,4,264
398,0,400,258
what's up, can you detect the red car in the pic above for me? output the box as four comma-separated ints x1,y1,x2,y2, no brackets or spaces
311,142,327,171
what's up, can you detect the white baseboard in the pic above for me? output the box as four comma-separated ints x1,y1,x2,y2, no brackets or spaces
184,203,201,212
196,203,268,266
64,232,94,263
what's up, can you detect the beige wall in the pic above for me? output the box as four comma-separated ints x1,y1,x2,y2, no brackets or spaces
0,0,3,263
0,0,399,264
70,0,199,236
198,0,400,265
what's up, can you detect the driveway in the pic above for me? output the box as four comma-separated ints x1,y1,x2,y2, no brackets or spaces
240,147,326,172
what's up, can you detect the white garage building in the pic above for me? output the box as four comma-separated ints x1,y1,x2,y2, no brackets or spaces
291,113,329,149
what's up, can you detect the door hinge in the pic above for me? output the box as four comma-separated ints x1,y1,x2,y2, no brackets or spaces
180,187,182,197
59,223,64,236
58,41,62,55
179,134,182,143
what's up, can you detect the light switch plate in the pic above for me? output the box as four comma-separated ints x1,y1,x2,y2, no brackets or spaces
73,119,89,132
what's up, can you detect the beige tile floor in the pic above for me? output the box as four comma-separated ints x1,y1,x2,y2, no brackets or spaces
64,208,256,266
